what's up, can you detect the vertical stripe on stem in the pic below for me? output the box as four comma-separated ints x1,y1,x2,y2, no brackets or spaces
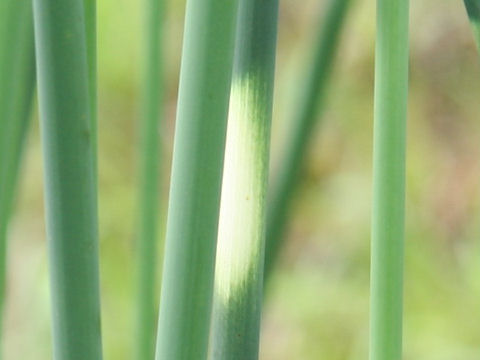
210,0,279,358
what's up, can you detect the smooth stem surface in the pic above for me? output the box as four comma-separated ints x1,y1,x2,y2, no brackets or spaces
369,0,409,359
135,0,164,357
0,0,35,354
33,0,103,358
209,0,279,358
84,0,97,170
264,0,352,282
154,0,240,358
464,0,480,52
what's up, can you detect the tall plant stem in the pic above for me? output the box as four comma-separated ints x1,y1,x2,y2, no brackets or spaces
135,0,164,357
154,0,240,358
0,0,35,354
84,0,97,169
209,0,279,358
263,0,352,282
32,0,103,358
464,1,480,53
369,0,409,359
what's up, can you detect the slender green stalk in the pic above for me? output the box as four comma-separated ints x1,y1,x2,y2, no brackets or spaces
464,0,480,52
0,0,35,354
135,0,164,357
32,0,103,358
369,0,409,359
264,0,352,282
154,0,240,358
156,0,238,360
84,0,97,169
209,0,279,358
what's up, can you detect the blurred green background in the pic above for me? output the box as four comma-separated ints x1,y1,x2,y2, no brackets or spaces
5,0,480,358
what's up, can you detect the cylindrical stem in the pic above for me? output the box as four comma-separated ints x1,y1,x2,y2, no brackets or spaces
369,0,409,358
210,0,279,358
154,0,240,358
135,0,164,357
33,0,103,358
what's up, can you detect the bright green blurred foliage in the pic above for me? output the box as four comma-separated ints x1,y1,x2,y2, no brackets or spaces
3,0,480,358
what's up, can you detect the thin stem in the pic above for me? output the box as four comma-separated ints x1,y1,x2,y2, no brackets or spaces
264,0,352,282
32,0,103,358
369,0,409,359
154,0,240,358
209,0,279,358
135,0,164,357
0,0,35,354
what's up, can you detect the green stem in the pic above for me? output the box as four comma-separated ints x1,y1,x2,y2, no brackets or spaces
264,0,352,282
369,0,409,359
135,0,164,357
84,0,97,170
209,0,279,358
32,0,103,358
464,0,480,53
154,0,240,358
0,0,35,354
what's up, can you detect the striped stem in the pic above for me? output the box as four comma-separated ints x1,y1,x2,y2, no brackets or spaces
209,0,279,358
